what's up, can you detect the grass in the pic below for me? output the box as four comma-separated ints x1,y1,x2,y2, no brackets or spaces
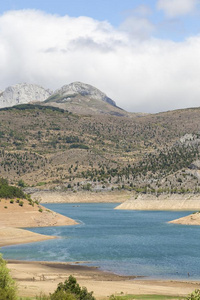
18,295,185,300
111,295,185,300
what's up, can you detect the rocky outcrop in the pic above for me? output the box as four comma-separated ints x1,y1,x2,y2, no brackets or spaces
0,83,53,108
46,81,117,107
189,160,200,170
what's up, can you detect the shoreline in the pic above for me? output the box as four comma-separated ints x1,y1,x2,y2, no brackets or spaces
0,227,57,247
115,194,200,211
6,259,200,298
0,198,78,247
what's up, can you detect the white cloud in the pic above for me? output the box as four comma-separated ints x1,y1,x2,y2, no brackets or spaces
124,4,152,18
120,5,154,40
119,16,155,40
1,10,200,113
157,0,197,17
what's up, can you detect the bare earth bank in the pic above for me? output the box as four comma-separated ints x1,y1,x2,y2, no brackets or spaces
7,260,200,299
115,194,200,211
31,190,132,203
0,199,77,247
169,211,200,225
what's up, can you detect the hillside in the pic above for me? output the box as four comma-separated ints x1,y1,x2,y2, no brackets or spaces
0,104,200,194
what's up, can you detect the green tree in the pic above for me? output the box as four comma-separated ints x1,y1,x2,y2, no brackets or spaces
187,289,200,300
52,275,95,300
0,254,17,300
18,179,26,187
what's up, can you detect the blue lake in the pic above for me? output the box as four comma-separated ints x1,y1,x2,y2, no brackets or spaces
1,203,200,279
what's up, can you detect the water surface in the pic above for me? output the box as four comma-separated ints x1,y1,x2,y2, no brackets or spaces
1,203,200,279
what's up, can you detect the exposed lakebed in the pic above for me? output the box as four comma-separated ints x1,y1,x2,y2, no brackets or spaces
2,203,200,280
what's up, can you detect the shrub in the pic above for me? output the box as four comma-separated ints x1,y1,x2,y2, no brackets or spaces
83,183,92,191
18,179,26,187
50,290,76,300
69,144,89,150
187,289,200,300
52,275,95,300
10,199,14,204
19,201,24,207
0,254,17,300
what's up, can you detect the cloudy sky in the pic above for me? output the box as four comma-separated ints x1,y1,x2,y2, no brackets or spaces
1,0,200,113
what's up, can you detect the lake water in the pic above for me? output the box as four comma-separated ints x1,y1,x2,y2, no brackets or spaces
1,203,200,280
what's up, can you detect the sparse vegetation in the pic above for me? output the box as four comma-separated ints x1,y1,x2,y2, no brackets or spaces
0,106,200,194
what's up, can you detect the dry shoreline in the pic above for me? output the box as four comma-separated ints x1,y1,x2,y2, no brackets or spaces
31,190,131,204
6,260,200,299
115,194,200,211
0,198,77,247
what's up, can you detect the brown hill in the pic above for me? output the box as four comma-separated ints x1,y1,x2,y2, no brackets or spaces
0,104,200,194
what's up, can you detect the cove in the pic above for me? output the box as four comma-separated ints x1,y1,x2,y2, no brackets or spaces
1,203,200,280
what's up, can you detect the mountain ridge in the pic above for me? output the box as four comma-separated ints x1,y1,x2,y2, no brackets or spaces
0,82,128,116
0,83,53,108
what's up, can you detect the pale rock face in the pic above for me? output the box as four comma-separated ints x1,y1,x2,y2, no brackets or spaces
54,82,116,107
180,133,194,144
0,83,53,108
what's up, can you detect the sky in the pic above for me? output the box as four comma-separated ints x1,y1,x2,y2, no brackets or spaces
1,0,200,113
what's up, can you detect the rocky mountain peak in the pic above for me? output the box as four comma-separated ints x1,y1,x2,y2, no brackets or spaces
54,81,116,107
0,83,53,108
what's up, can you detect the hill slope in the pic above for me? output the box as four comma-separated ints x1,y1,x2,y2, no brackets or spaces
0,104,200,194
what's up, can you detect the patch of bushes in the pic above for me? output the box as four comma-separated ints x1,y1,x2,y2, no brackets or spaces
0,178,25,199
0,104,65,113
69,144,89,150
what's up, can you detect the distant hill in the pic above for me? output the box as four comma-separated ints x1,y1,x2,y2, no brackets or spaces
0,104,200,194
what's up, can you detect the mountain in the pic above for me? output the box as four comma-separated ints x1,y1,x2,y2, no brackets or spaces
0,81,129,116
53,82,117,106
43,81,128,116
0,83,53,108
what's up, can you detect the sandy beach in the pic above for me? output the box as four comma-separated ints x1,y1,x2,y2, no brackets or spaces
6,260,200,299
0,198,77,247
169,211,200,225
